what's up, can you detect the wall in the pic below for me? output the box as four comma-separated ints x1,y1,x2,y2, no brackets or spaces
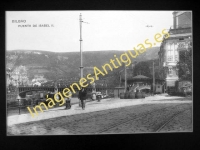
173,11,192,29
177,12,192,28
114,88,124,97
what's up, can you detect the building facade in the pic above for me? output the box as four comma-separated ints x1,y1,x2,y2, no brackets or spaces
158,11,192,90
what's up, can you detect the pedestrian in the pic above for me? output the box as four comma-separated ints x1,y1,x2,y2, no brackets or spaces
127,86,129,92
78,87,87,110
183,87,187,97
65,91,72,109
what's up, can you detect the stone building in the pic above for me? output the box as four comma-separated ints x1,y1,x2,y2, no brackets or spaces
158,11,192,91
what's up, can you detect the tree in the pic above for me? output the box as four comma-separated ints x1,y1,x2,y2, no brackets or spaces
177,46,192,81
134,61,152,77
154,66,166,80
10,65,30,86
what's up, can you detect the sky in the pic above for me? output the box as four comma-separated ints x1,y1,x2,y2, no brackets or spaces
6,11,174,52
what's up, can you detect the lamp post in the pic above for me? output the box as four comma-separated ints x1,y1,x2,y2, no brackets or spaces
124,65,127,93
16,70,22,114
79,13,90,105
119,69,123,87
79,14,89,77
79,13,83,79
103,79,108,96
17,95,21,115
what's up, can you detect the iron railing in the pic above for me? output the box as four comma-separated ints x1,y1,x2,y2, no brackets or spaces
170,24,192,29
7,87,117,116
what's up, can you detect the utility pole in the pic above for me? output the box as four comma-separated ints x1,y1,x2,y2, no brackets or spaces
79,13,83,79
79,13,83,106
119,74,121,87
124,65,127,93
185,50,186,77
152,60,155,95
119,69,123,87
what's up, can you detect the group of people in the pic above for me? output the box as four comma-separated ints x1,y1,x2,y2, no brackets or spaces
65,87,87,110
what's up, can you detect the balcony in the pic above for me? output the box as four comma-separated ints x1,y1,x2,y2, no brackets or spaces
169,27,191,35
170,23,192,29
167,55,174,62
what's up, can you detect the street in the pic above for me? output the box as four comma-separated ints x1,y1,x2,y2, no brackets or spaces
7,96,192,135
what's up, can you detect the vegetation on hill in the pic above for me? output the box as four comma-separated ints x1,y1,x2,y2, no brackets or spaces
6,47,160,87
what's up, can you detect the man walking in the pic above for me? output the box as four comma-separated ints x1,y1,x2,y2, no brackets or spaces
78,87,87,110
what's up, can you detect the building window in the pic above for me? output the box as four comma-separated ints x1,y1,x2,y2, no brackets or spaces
167,43,174,62
174,43,178,61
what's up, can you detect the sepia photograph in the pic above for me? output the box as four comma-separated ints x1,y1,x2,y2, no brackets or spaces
6,11,192,135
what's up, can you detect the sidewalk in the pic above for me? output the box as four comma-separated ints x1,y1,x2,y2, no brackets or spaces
7,95,192,126
7,97,92,116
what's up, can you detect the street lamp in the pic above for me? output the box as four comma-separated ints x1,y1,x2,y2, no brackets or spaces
79,13,90,105
79,13,89,79
124,65,127,93
79,13,83,79
17,94,21,115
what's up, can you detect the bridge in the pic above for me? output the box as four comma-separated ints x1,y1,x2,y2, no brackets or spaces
15,86,123,97
7,86,125,106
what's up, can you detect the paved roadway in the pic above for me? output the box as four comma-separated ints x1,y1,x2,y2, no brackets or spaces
7,95,192,135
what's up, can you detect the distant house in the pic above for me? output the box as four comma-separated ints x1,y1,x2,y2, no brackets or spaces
32,74,47,84
10,65,30,86
33,81,41,87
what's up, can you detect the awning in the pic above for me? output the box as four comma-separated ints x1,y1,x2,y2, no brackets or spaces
132,75,150,80
137,85,151,90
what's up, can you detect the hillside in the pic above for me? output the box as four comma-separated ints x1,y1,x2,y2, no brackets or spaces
6,47,159,87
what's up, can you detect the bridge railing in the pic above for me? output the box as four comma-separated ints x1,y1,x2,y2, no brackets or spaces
18,86,55,93
17,86,117,96
7,86,124,116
